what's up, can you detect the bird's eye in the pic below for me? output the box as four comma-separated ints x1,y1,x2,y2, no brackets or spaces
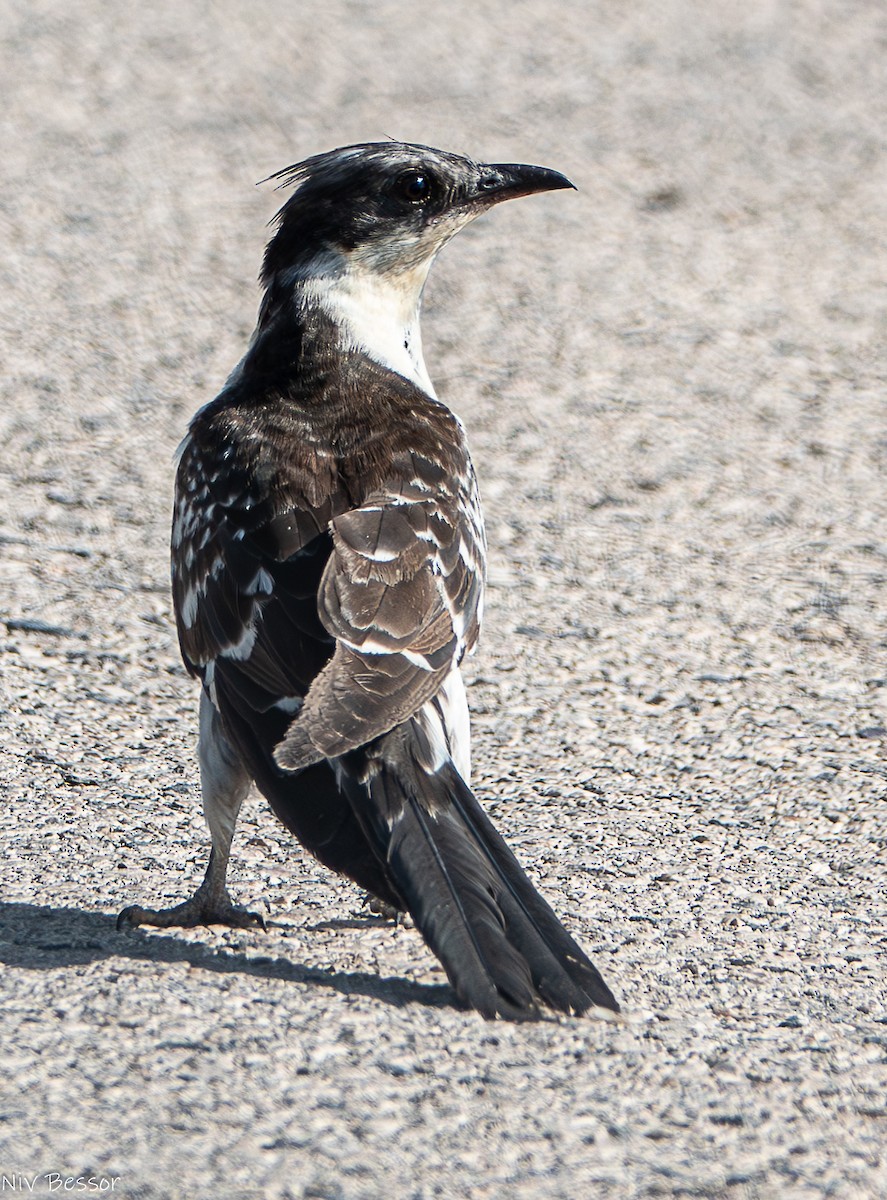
396,170,433,204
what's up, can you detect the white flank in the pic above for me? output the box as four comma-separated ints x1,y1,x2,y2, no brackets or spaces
415,700,450,773
438,668,471,782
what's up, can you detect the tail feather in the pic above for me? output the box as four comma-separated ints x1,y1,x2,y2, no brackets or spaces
340,740,619,1020
445,769,617,1013
389,790,539,1019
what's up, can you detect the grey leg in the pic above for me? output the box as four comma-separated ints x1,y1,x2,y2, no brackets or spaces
118,691,265,930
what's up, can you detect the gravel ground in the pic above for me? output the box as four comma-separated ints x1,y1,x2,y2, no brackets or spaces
2,1,886,1197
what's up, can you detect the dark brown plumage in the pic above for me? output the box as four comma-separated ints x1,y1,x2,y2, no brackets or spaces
119,142,618,1019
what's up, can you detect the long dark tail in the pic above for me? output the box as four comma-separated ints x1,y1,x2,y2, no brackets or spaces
339,738,619,1020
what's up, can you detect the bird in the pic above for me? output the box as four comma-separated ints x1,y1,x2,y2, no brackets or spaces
118,141,619,1020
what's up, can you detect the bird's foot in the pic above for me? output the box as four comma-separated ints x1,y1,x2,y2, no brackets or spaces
117,891,267,932
362,892,411,926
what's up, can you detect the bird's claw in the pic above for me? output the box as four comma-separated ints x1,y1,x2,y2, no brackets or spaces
116,899,267,932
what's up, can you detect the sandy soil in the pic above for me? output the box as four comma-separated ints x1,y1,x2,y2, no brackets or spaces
1,1,886,1197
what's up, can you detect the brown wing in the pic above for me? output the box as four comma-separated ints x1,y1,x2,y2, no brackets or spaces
274,478,485,770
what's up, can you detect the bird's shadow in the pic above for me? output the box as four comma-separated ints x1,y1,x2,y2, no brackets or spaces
0,900,454,1012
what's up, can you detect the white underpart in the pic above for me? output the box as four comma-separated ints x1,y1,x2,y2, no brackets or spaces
412,668,471,780
415,700,450,773
301,261,437,398
438,668,471,782
197,689,251,849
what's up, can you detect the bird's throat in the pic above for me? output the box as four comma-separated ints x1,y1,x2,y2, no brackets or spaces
296,261,437,398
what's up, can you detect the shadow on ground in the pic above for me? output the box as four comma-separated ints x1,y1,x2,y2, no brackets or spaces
0,900,454,1012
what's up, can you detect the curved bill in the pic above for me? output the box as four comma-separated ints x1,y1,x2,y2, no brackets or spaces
470,162,576,205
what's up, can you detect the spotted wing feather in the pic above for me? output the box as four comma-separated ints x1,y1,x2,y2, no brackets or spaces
172,404,484,774
274,473,485,770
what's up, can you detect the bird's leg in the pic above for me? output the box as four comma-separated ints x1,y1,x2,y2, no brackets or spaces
118,691,265,931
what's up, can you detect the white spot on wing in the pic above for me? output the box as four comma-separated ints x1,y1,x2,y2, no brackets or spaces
180,586,200,629
177,555,225,630
220,620,258,661
203,660,218,706
338,638,440,671
246,568,274,596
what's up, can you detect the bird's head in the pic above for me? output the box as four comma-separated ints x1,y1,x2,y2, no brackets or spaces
260,141,575,289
